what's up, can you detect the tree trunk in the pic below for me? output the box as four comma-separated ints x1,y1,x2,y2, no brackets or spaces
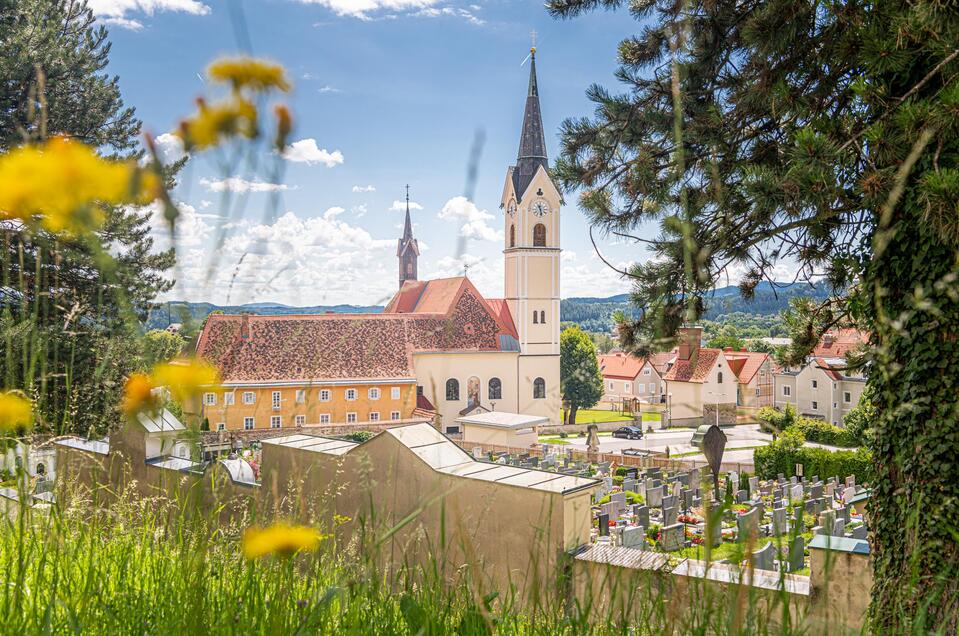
568,404,578,427
867,199,959,630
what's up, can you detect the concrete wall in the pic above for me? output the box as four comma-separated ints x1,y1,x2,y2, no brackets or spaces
461,424,538,448
808,545,872,631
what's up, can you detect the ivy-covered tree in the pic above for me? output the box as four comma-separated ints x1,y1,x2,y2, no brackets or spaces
548,0,959,628
0,0,175,436
560,325,604,426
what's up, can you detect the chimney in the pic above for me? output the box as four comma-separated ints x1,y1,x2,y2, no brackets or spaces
240,314,251,340
724,346,733,353
677,326,702,361
823,332,835,346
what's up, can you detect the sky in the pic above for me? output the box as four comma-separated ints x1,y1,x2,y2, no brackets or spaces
94,0,653,306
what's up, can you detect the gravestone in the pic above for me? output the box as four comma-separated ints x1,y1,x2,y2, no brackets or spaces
736,489,749,503
772,507,788,536
633,505,650,528
623,479,638,493
625,467,639,479
833,519,845,537
692,496,702,508
681,489,693,511
773,498,783,510
825,483,836,499
842,486,857,504
610,492,626,506
728,472,740,492
790,484,804,501
851,524,867,540
689,468,701,485
647,486,664,508
663,506,677,526
660,523,685,552
838,505,851,524
810,483,823,500
622,525,646,549
790,476,797,485
805,499,816,514
751,541,777,571
662,494,676,510
845,475,855,488
748,476,760,494
599,513,609,536
819,509,836,531
814,525,826,535
788,536,805,572
603,477,614,490
737,507,760,541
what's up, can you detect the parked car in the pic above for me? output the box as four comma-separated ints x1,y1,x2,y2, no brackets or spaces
612,426,644,440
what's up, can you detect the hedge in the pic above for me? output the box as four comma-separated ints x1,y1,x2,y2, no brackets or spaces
790,418,858,447
753,434,873,482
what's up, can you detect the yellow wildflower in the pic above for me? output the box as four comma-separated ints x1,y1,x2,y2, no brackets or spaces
122,372,158,417
207,57,291,93
273,104,293,151
151,358,220,404
0,391,33,433
0,137,161,234
242,523,325,559
177,98,258,151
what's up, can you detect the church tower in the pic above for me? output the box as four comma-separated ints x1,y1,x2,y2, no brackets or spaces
501,44,562,422
397,185,419,289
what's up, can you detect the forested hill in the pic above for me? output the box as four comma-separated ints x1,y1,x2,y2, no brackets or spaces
146,282,831,333
561,282,833,332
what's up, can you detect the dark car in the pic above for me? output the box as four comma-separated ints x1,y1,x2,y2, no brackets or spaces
612,425,644,440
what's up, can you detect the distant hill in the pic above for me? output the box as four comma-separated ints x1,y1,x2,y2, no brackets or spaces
560,282,833,333
145,282,833,334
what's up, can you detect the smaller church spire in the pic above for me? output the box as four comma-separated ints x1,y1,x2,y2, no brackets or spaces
397,184,419,289
514,37,548,200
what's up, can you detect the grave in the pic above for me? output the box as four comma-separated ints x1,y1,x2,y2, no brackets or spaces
660,523,685,551
772,507,788,536
751,541,777,571
598,513,609,536
633,505,650,528
622,525,646,550
737,507,760,541
788,536,805,572
663,506,677,526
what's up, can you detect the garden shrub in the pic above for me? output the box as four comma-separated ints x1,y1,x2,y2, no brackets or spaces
756,403,796,433
343,431,375,443
790,418,857,447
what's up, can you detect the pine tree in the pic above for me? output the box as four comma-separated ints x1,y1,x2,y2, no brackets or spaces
548,0,959,628
0,0,175,436
560,326,604,426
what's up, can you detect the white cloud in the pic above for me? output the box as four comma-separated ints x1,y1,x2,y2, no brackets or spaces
352,185,376,193
352,204,368,218
282,139,344,167
89,0,210,28
151,133,186,165
296,0,441,20
437,195,502,242
562,250,577,262
319,85,342,93
200,177,293,194
414,5,483,24
389,199,423,212
323,206,346,220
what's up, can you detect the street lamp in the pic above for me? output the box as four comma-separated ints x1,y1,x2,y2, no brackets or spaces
664,392,673,430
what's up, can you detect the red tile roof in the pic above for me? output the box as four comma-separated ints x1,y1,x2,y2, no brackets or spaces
812,328,867,358
649,351,676,374
723,350,770,384
814,357,845,381
196,285,516,383
598,353,647,380
663,348,722,383
383,277,518,339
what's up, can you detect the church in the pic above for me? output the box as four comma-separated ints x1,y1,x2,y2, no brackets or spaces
192,47,563,434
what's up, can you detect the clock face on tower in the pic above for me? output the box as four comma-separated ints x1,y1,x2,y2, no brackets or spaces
507,200,517,216
531,200,549,217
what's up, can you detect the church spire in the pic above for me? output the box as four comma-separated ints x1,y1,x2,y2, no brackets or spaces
397,184,419,289
514,39,548,200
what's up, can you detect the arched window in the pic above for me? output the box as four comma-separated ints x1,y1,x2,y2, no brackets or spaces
406,262,413,275
540,310,546,324
489,377,502,400
446,378,460,401
717,372,723,384
36,462,45,475
533,311,538,324
509,225,515,247
533,377,546,399
533,223,546,247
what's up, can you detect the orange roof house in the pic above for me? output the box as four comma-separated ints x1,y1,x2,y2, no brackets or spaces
812,328,868,359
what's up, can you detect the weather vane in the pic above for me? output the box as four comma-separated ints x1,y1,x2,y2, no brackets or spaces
405,183,410,204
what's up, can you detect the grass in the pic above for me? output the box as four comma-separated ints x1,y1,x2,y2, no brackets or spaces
569,409,662,425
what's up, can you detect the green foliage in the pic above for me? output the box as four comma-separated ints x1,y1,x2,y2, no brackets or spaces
560,326,604,424
595,490,643,506
756,404,796,434
343,431,374,443
754,430,872,483
842,385,875,448
705,325,744,351
790,418,857,448
142,329,186,369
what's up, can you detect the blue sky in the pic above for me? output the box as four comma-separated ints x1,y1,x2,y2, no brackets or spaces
94,0,652,306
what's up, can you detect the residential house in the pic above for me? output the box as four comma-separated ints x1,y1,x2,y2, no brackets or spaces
597,351,672,407
662,327,737,426
723,349,775,408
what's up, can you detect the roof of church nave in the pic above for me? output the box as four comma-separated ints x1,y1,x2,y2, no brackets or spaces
196,277,519,384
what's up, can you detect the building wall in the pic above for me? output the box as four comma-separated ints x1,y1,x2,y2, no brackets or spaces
602,363,663,404
461,424,538,448
737,360,774,408
666,353,736,425
775,373,798,410
808,545,872,631
189,382,418,431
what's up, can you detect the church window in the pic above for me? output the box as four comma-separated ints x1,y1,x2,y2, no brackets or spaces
533,223,546,246
446,378,460,401
717,372,723,384
509,225,515,247
488,377,502,400
533,311,538,324
533,377,546,399
406,262,413,275
540,310,546,324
